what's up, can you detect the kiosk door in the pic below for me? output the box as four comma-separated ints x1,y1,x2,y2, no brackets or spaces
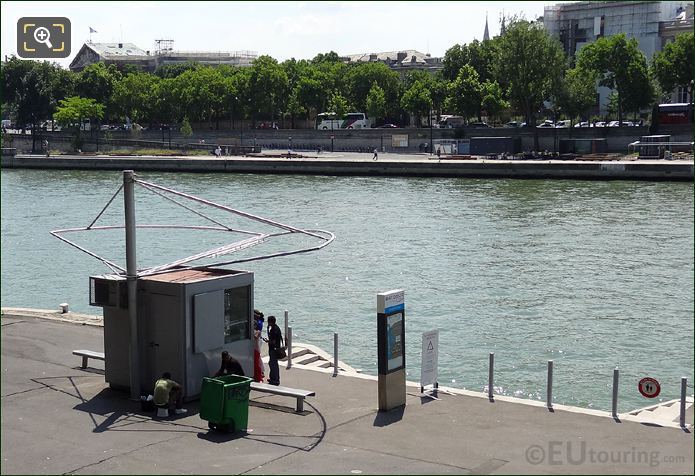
148,293,182,384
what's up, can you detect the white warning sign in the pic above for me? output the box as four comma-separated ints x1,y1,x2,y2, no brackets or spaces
420,330,439,389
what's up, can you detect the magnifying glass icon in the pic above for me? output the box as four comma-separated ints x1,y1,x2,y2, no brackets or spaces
33,27,53,49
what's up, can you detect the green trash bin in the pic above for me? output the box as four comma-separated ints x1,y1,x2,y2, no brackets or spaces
200,374,252,433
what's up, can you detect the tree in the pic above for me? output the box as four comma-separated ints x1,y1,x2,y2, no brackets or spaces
53,96,104,150
445,65,483,122
113,72,160,125
2,58,74,150
327,91,349,120
312,51,342,64
180,116,192,137
346,62,401,118
400,80,431,126
652,32,693,104
247,56,288,125
556,67,597,127
154,61,200,79
442,39,499,84
496,18,566,148
76,63,121,120
366,82,387,125
576,33,651,125
480,80,510,124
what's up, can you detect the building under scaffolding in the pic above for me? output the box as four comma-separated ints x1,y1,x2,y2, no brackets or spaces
69,39,258,72
543,1,693,114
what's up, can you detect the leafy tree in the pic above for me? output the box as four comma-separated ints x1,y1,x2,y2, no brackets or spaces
327,91,349,119
445,65,483,122
180,116,192,137
496,18,566,148
480,80,510,124
1,58,74,150
113,72,160,125
401,80,431,126
442,39,498,84
154,61,200,79
651,32,693,104
53,96,105,150
555,67,597,128
312,51,342,64
366,82,387,125
248,56,288,124
576,33,651,125
346,62,401,117
76,63,121,118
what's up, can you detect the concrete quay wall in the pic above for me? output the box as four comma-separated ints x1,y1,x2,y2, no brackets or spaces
2,154,693,181
10,124,693,154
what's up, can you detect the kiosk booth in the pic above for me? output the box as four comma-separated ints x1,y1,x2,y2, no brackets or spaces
90,267,254,399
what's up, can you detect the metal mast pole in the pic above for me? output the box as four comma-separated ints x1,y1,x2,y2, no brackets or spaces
123,170,140,399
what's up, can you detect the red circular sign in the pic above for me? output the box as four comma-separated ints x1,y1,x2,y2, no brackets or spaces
638,377,661,398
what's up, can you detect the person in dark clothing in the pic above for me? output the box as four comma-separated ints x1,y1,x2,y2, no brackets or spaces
214,351,245,377
266,315,283,385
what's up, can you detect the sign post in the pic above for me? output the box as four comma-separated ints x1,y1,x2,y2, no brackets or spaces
420,330,439,395
377,289,406,411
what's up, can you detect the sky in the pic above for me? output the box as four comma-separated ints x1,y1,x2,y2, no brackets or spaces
1,1,556,69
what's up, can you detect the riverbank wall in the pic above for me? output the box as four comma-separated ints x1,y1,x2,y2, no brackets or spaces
4,124,693,155
2,153,693,181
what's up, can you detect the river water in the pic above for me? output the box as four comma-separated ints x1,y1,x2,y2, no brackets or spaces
2,169,693,412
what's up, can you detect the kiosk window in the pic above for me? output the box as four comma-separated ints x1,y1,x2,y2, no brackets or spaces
224,286,250,343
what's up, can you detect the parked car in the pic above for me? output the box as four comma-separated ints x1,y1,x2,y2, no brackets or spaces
378,123,400,128
555,120,571,128
537,120,554,128
594,121,607,127
505,121,523,128
607,120,635,127
468,122,490,128
574,121,592,128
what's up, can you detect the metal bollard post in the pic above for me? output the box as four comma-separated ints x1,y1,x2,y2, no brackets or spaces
547,360,554,409
283,310,288,343
488,352,494,400
333,333,339,377
680,377,687,428
286,326,292,370
612,368,619,419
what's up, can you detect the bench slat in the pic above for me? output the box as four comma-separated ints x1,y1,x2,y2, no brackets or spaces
251,382,314,398
72,350,105,359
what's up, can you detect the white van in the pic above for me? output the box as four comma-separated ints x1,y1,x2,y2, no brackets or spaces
438,115,465,128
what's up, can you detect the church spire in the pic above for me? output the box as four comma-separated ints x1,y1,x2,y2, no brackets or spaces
483,12,490,41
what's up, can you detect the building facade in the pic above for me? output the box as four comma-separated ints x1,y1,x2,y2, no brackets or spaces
544,1,693,114
69,42,257,72
343,50,443,78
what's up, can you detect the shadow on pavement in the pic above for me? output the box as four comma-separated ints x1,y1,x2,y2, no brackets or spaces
373,405,405,427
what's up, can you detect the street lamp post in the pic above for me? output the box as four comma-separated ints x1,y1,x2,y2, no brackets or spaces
288,136,292,157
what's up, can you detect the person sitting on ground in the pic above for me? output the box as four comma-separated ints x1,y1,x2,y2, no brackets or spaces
214,350,245,377
153,372,187,415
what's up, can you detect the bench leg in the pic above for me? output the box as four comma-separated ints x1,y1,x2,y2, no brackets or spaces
81,356,88,369
296,397,303,413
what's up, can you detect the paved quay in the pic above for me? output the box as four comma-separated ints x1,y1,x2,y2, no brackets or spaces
1,153,693,181
1,312,692,475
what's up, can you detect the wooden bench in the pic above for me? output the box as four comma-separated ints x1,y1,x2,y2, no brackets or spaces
250,382,315,412
73,349,105,369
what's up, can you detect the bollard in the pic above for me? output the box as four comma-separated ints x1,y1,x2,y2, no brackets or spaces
488,352,494,400
286,326,292,370
333,333,338,377
547,360,554,409
59,303,69,314
612,367,619,419
680,377,687,428
283,310,289,344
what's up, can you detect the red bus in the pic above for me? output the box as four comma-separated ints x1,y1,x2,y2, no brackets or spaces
658,103,693,124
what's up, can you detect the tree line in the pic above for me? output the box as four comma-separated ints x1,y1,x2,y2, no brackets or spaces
2,18,692,139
